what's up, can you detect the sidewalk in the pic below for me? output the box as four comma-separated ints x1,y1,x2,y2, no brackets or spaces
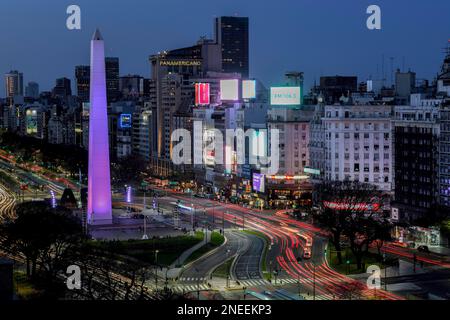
351,259,427,282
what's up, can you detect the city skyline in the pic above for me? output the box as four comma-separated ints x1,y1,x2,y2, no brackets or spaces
1,0,449,94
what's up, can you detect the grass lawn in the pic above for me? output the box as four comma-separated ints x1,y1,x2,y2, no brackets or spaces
184,231,225,265
89,231,204,267
212,257,234,278
327,247,382,275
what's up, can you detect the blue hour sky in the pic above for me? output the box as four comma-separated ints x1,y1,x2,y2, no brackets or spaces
0,0,449,94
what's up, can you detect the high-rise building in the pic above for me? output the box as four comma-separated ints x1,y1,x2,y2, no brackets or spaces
25,82,39,99
119,74,144,99
75,65,90,103
87,29,113,225
215,16,249,78
267,107,314,207
4,70,23,102
440,101,450,208
105,57,120,104
392,100,440,223
148,39,222,176
322,104,393,192
52,77,72,99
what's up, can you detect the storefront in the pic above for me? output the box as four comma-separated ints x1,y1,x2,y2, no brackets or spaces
266,177,312,209
393,225,442,247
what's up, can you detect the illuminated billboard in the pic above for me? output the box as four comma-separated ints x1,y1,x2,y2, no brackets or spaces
220,79,239,101
242,80,256,99
195,83,210,105
304,167,320,175
119,114,132,128
26,109,38,134
270,86,301,105
323,201,380,212
252,173,265,193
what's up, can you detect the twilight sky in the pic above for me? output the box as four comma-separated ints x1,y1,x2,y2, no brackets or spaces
1,0,449,95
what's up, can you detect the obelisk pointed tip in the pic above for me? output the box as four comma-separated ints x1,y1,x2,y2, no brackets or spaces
92,29,103,41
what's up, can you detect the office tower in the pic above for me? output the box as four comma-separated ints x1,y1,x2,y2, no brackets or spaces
438,51,450,208
87,29,113,225
215,16,249,77
119,74,144,99
5,70,23,102
148,40,219,176
25,82,39,99
52,77,72,98
392,101,440,223
105,57,120,103
75,65,90,102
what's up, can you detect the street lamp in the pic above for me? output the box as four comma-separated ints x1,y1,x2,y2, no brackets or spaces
154,249,159,290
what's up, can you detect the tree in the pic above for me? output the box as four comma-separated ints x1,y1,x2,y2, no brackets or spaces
313,181,389,267
314,207,349,264
67,242,155,300
0,201,84,280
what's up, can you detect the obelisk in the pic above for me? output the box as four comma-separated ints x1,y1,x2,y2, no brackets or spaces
87,29,112,225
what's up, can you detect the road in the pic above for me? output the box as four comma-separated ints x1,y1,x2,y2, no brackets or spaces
149,188,403,300
0,182,16,220
181,231,238,280
232,231,264,280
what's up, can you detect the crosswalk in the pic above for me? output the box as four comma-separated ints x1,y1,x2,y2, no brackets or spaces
177,277,312,287
148,277,335,300
178,277,207,282
172,284,210,293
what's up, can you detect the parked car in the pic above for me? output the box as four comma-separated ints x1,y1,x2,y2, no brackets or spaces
417,245,429,253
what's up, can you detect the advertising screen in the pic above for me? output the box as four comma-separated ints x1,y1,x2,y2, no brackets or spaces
252,173,265,193
220,79,239,101
195,83,210,105
119,114,132,128
270,86,301,105
242,80,256,99
26,110,37,134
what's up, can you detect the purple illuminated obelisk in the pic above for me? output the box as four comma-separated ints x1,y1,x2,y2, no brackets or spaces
87,29,112,225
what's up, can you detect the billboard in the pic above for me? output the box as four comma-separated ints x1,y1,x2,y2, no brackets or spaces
195,83,210,105
270,86,301,105
26,110,37,134
304,167,320,175
119,114,132,128
242,80,256,99
220,79,239,101
252,173,265,193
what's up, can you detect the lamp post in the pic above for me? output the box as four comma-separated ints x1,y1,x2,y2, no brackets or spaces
191,203,195,231
154,250,159,290
142,191,148,240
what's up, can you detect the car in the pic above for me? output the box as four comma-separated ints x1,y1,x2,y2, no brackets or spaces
417,245,429,253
